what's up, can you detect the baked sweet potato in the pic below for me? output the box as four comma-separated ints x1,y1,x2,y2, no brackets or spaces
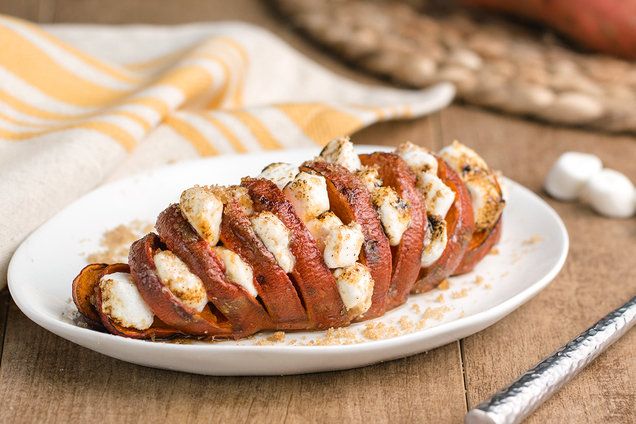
301,160,393,319
220,199,308,328
242,177,349,329
359,152,426,309
73,262,183,339
129,232,237,338
154,205,271,337
412,158,475,293
454,215,503,275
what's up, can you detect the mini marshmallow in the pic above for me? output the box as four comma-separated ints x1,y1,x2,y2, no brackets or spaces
580,169,636,218
544,152,602,201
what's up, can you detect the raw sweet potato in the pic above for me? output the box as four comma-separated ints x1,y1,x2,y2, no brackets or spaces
242,177,349,329
359,152,426,309
412,158,475,293
301,161,393,319
461,0,636,59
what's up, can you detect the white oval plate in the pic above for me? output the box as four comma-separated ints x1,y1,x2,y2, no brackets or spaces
9,146,568,376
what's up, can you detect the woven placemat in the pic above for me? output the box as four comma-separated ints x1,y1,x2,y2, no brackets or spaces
275,0,636,133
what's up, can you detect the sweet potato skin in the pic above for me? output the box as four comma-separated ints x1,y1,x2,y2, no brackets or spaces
301,161,393,320
155,205,270,337
454,215,503,275
412,158,475,293
128,232,235,338
242,177,349,329
461,0,636,59
220,199,308,328
359,152,426,310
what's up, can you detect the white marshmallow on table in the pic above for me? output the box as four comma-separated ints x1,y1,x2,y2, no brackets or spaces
544,152,602,201
580,169,636,218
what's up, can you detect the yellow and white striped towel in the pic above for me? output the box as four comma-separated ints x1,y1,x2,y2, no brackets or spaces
0,16,455,288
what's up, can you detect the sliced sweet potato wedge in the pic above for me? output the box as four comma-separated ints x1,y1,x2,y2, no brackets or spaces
412,158,475,293
242,177,349,329
129,232,236,338
220,199,308,328
74,262,183,339
155,205,271,337
301,161,392,319
72,262,112,327
453,215,503,275
359,152,426,310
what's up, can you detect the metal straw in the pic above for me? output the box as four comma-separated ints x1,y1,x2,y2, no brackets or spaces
465,295,636,424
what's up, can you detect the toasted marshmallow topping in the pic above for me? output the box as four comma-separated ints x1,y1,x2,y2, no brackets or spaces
212,246,258,297
356,166,383,192
180,186,223,246
283,172,330,222
420,215,448,267
207,185,254,215
100,272,154,330
250,211,295,273
305,211,344,252
154,250,208,312
395,141,438,175
417,171,455,218
371,186,412,246
439,141,504,231
259,162,299,190
333,263,374,318
319,136,362,172
323,222,365,268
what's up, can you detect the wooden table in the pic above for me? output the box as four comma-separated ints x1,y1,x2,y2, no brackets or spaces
0,1,634,422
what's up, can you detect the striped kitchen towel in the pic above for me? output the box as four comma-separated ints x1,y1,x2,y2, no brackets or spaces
0,16,455,288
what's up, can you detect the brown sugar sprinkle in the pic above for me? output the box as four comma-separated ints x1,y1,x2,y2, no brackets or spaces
363,322,400,340
416,305,453,329
398,316,415,332
268,331,286,342
458,311,466,318
522,234,543,246
86,220,154,264
484,283,493,289
255,331,286,346
437,279,450,290
451,288,469,299
411,303,421,314
474,275,484,285
422,306,452,322
307,327,361,345
434,293,445,303
488,247,500,255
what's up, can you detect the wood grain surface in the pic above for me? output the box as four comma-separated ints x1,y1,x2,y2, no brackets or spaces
0,1,634,423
